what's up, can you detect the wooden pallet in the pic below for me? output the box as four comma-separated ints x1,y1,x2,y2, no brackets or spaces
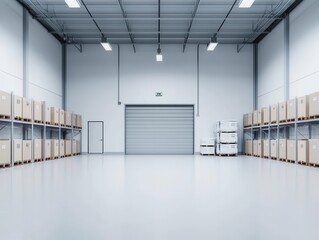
65,154,72,157
298,161,308,166
279,120,286,123
279,158,286,162
52,157,59,160
270,157,277,160
308,163,319,168
298,117,309,121
66,125,72,128
286,159,295,164
45,121,51,124
34,120,44,124
34,158,43,162
286,118,295,122
14,117,23,121
0,163,11,168
263,156,269,159
0,114,11,119
309,115,319,119
22,160,32,164
23,118,32,122
270,121,278,124
45,157,51,160
219,154,237,157
200,153,215,156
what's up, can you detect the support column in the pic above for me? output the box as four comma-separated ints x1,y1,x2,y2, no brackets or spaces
23,8,29,98
284,14,290,101
62,44,67,109
253,44,258,110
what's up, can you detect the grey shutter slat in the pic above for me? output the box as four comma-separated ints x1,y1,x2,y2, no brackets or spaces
125,105,194,155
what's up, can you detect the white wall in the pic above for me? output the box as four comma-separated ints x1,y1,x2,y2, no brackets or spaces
258,0,319,107
67,44,253,153
0,0,62,108
0,0,23,95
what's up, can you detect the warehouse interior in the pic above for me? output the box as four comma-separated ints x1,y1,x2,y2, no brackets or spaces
1,0,319,239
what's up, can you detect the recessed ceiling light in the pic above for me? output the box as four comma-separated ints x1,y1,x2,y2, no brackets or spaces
65,0,81,8
239,0,255,8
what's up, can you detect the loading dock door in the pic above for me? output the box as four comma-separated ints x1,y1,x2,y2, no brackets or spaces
125,105,194,155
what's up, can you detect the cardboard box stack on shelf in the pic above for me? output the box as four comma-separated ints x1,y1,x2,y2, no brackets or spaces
253,111,258,126
271,140,278,159
14,96,23,120
309,92,319,118
257,139,263,157
65,112,72,127
34,101,42,123
279,102,287,123
51,140,59,159
247,113,253,127
65,140,72,156
263,140,269,158
279,139,287,161
262,107,269,125
253,140,258,157
23,140,32,162
76,114,82,128
34,139,42,161
287,140,296,162
13,139,22,164
245,140,252,156
216,121,238,156
257,109,263,126
298,96,308,120
298,140,309,165
45,140,51,160
200,138,215,156
22,98,32,122
60,110,65,126
0,90,11,119
309,139,319,165
45,106,51,124
287,99,296,121
51,107,59,125
60,140,65,158
0,140,11,166
271,104,278,123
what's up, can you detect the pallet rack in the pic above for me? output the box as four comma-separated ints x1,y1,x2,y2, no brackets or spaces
0,92,82,168
243,97,319,166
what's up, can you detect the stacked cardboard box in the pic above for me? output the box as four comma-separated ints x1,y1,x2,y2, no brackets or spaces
0,90,11,118
22,140,32,162
287,140,296,162
34,101,42,123
298,140,308,164
51,107,59,125
271,140,278,159
34,139,42,160
263,140,269,158
309,139,319,165
14,96,23,120
262,107,269,125
13,139,22,163
22,98,32,121
0,140,11,165
271,104,278,123
51,140,59,159
287,99,296,121
279,139,287,160
297,96,308,120
309,92,319,118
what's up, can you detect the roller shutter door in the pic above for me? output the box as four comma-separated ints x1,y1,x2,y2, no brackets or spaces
125,105,194,155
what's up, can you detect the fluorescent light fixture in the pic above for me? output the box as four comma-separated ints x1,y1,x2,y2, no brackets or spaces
65,0,81,8
239,0,255,8
207,35,218,51
101,36,112,51
156,48,163,62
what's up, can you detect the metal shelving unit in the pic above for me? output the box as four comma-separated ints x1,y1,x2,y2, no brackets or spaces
244,97,319,165
0,92,82,168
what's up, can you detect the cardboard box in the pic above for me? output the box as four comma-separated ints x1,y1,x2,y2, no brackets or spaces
309,92,319,117
23,140,32,161
200,146,215,155
243,114,247,127
279,102,287,122
45,140,51,159
263,140,269,158
271,104,278,123
262,107,270,125
72,114,77,127
45,106,51,124
253,140,258,156
0,140,11,165
297,96,309,119
279,139,287,160
258,109,263,125
0,90,11,117
13,139,22,163
34,139,42,160
77,140,81,154
13,96,23,119
287,99,296,121
72,140,77,155
287,140,296,161
216,121,237,132
65,111,72,127
60,140,65,157
51,107,59,125
247,113,253,126
309,139,319,165
258,139,263,157
253,110,258,126
217,132,237,143
216,144,237,155
271,140,278,159
51,139,59,159
60,109,65,126
65,140,72,156
22,98,32,120
77,115,82,128
33,101,42,122
298,140,308,163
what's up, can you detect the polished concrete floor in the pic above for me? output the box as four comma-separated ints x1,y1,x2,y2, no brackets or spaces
1,155,319,240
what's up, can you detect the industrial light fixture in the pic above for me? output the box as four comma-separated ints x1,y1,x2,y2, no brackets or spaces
156,48,163,62
101,36,112,51
64,0,81,8
207,34,218,51
239,0,255,8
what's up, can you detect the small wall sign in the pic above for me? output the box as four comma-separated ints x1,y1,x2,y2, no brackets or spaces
155,92,163,97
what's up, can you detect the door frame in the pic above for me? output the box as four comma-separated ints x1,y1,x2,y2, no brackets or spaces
124,104,195,155
87,121,104,154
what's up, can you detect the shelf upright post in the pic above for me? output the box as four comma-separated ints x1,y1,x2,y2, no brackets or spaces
11,92,14,167
58,109,61,159
31,99,34,163
43,101,46,161
295,97,298,164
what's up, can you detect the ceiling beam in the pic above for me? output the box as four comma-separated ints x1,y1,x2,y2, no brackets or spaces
182,0,200,52
116,0,136,52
